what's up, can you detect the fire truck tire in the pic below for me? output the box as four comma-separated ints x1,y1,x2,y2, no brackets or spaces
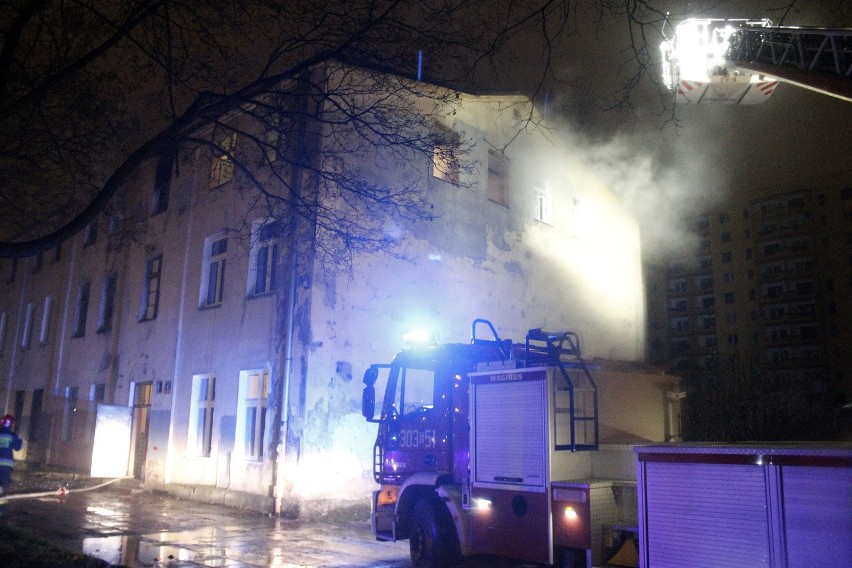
409,495,459,568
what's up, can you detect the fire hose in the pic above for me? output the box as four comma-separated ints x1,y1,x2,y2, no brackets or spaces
3,477,130,500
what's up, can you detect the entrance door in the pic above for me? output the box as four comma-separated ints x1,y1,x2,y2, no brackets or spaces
130,382,152,480
91,405,133,477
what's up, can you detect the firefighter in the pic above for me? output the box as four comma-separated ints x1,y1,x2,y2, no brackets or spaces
0,414,23,510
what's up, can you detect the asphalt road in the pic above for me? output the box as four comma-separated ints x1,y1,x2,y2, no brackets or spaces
3,482,414,567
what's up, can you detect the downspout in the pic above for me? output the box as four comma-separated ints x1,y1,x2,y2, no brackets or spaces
273,71,315,516
165,160,198,484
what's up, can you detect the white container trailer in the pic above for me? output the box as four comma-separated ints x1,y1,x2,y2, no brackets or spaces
635,444,852,568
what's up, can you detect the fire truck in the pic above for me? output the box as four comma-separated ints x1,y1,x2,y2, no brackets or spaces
362,319,617,567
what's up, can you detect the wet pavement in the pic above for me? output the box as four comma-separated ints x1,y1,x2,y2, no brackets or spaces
2,481,412,567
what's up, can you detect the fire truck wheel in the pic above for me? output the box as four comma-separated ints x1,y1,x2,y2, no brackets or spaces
409,495,458,568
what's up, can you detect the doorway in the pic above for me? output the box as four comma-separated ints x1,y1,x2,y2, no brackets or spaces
130,382,152,480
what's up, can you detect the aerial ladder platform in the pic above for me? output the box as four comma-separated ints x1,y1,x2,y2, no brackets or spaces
661,19,852,104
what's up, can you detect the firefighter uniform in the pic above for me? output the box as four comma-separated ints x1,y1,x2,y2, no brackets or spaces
0,415,23,508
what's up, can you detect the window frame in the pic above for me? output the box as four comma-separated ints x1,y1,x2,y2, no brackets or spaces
73,281,90,337
39,296,52,345
431,126,460,185
97,274,117,333
210,132,237,188
139,255,162,322
189,374,216,457
237,369,270,461
248,220,281,296
152,155,172,215
487,149,510,206
533,180,553,224
62,386,79,442
200,234,228,307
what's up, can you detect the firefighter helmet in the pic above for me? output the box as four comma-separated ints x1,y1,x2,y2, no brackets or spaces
0,414,13,429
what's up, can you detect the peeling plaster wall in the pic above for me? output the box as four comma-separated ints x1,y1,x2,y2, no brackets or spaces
291,96,646,503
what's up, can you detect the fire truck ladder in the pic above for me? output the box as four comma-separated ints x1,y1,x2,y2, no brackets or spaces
524,329,599,452
728,24,852,102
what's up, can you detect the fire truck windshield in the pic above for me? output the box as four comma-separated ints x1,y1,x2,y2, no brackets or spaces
377,364,436,419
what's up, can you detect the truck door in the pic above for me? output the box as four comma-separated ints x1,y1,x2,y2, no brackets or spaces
382,365,452,481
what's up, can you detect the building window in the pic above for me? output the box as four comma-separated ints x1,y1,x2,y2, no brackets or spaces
263,114,283,163
201,236,227,307
719,212,729,223
152,156,172,215
13,391,24,434
97,274,117,333
51,244,62,264
62,386,78,442
140,255,162,321
487,149,510,206
21,303,33,348
39,296,52,344
724,292,735,304
0,312,6,355
250,221,281,296
749,289,756,301
29,389,43,441
72,282,90,337
90,383,106,402
210,132,237,187
238,369,269,460
83,221,97,247
721,251,732,263
431,126,460,185
728,334,738,345
721,232,731,243
189,374,216,457
746,248,752,259
533,181,552,224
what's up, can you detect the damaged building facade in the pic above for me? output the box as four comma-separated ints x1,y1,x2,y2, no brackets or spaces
0,66,652,514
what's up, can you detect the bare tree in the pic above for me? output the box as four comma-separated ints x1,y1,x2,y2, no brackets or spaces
0,0,578,264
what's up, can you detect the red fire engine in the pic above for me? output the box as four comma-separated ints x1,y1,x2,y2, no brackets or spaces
362,319,604,567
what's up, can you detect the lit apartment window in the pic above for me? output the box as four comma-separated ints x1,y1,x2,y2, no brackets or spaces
431,127,459,185
62,386,78,442
201,236,227,307
189,374,216,457
140,255,162,321
238,369,269,460
533,181,552,224
39,296,52,344
97,274,117,333
487,149,510,206
210,132,237,187
250,221,281,296
21,302,33,347
72,281,90,337
152,156,172,215
264,114,283,163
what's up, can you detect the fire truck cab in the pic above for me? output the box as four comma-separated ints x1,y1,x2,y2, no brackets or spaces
362,319,602,567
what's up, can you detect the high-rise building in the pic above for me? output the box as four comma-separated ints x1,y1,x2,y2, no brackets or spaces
646,173,851,439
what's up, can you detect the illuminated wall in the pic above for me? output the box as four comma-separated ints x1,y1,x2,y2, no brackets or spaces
294,95,646,503
0,74,646,513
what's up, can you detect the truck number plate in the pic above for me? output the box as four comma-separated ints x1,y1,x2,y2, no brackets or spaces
399,429,436,449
